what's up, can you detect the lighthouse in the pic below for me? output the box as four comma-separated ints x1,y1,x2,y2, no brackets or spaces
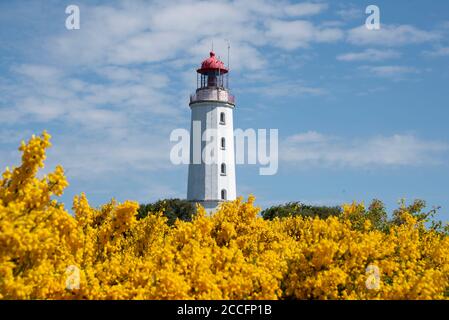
187,51,236,213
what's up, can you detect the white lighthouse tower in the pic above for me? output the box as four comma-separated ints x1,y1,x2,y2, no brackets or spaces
187,51,236,212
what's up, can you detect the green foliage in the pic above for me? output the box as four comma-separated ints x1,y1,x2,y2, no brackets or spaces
262,199,448,235
366,199,389,231
391,199,448,235
261,202,342,220
343,199,389,232
138,198,448,235
392,199,437,225
138,198,195,225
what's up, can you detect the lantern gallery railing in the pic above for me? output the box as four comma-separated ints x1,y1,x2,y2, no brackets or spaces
190,88,235,106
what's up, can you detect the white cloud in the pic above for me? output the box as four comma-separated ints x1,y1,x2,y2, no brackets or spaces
265,19,343,50
423,47,449,57
359,65,419,79
3,62,181,126
245,81,326,97
284,2,328,17
48,1,340,67
336,7,362,21
47,132,173,178
0,129,32,145
347,24,439,47
49,1,269,70
282,131,449,167
337,49,401,62
13,64,63,82
288,131,328,143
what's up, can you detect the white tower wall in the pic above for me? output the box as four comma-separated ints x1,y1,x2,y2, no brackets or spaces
187,87,236,213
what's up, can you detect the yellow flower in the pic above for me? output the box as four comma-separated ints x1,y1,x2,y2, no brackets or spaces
1,132,449,300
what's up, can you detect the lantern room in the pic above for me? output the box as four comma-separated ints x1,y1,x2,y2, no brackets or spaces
196,51,229,89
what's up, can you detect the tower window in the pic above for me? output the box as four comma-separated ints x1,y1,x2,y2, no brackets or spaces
221,163,226,175
221,137,226,149
220,112,226,125
221,189,227,200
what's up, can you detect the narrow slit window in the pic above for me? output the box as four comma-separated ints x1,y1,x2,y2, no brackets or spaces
221,137,226,149
220,112,226,124
221,189,227,200
221,163,226,175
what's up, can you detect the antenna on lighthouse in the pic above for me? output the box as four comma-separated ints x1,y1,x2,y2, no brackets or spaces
225,39,231,88
225,39,231,70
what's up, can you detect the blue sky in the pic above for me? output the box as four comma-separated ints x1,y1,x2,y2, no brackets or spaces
0,0,448,219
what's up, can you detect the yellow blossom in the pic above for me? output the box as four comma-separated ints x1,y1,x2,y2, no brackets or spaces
1,132,449,300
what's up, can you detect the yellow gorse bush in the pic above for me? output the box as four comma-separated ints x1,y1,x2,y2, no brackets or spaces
1,132,449,299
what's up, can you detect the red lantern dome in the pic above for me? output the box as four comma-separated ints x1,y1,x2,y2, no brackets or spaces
197,51,228,74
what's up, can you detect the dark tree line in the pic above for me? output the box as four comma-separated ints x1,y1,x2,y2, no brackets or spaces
138,199,196,225
138,198,447,234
